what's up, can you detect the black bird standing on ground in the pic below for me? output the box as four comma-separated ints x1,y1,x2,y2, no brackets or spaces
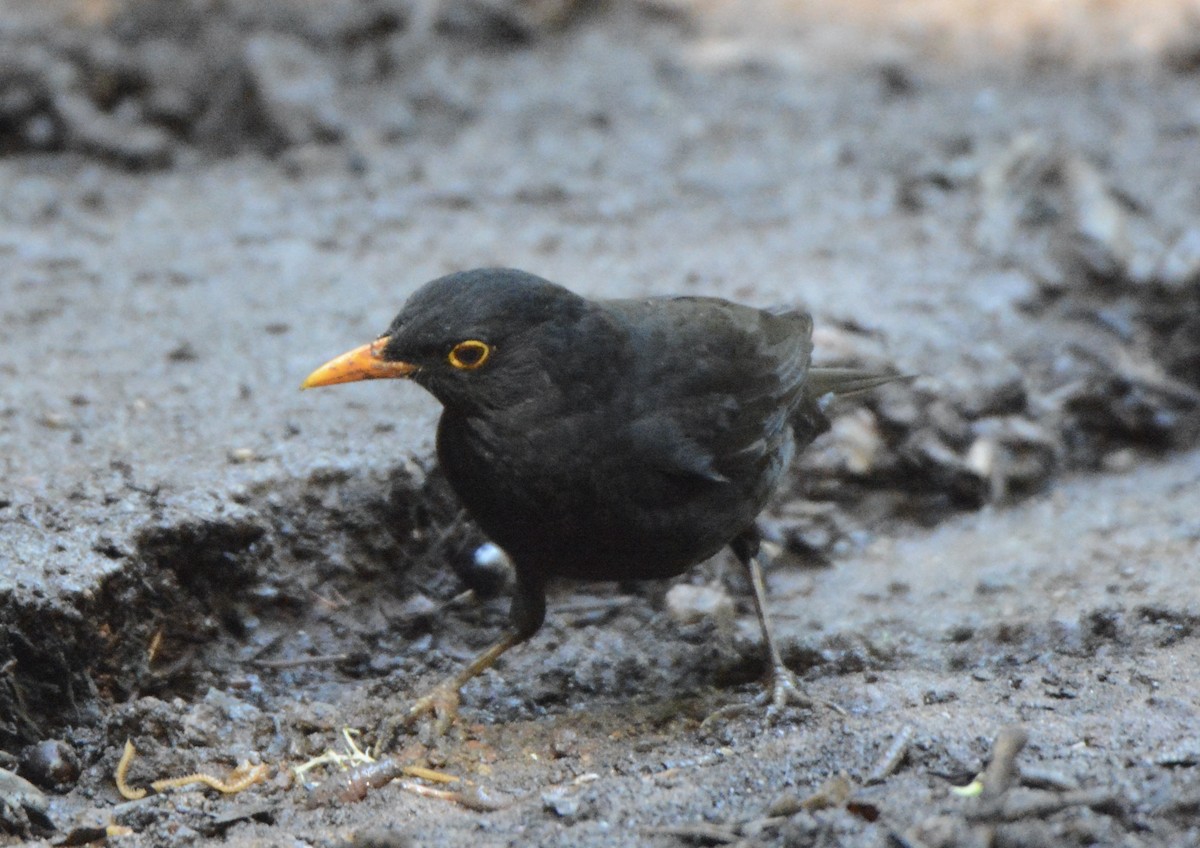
302,268,900,741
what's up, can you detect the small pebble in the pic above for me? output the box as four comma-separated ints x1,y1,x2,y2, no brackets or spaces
0,767,48,815
665,583,735,627
19,740,80,790
551,728,579,759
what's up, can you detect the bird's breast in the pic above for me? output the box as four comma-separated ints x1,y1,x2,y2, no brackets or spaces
434,406,776,581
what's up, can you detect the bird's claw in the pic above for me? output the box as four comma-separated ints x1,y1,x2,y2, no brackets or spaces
374,680,463,754
700,666,843,731
764,666,817,715
405,681,462,735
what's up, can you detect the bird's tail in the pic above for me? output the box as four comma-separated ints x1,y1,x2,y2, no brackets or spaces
807,367,914,398
789,368,912,450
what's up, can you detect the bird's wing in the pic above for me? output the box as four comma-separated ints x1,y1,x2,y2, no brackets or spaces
605,297,814,487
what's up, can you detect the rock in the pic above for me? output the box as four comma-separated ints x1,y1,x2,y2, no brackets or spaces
243,34,344,148
665,583,735,628
0,767,49,836
18,741,80,791
0,39,172,166
228,447,257,464
829,408,887,475
0,768,47,815
541,785,592,821
1054,155,1133,286
965,416,1060,502
550,728,579,758
975,134,1139,291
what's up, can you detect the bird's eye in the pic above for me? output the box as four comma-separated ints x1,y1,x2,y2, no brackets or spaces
447,339,491,370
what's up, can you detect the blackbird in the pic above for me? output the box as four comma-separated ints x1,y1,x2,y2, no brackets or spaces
302,268,900,738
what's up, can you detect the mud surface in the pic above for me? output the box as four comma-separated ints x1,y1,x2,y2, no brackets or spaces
2,1,1200,845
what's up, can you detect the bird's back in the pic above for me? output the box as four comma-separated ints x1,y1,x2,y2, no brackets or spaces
603,295,816,482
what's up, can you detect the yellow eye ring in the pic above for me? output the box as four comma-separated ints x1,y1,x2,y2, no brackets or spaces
448,339,491,370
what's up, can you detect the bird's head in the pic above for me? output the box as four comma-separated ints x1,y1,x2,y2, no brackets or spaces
302,268,591,413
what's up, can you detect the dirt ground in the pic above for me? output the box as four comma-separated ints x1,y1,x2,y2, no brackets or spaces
2,0,1200,845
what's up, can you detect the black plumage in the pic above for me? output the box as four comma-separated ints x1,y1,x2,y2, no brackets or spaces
302,267,900,739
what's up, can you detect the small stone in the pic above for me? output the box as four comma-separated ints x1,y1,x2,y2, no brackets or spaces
551,728,579,759
243,34,343,147
829,408,886,475
1155,743,1200,767
396,593,438,628
17,738,79,791
541,786,591,820
800,772,854,811
1101,448,1137,473
1057,155,1132,285
166,341,199,362
965,416,1059,501
0,767,48,815
39,413,70,429
665,583,735,627
228,448,257,464
542,790,580,817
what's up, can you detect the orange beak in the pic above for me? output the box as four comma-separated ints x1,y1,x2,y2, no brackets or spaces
301,337,418,389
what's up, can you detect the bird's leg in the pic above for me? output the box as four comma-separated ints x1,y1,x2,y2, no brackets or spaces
703,531,843,727
404,633,522,735
741,542,816,713
376,571,545,750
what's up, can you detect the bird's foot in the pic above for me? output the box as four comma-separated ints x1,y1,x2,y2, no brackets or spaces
406,679,463,733
374,680,462,753
700,666,843,730
761,665,844,716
